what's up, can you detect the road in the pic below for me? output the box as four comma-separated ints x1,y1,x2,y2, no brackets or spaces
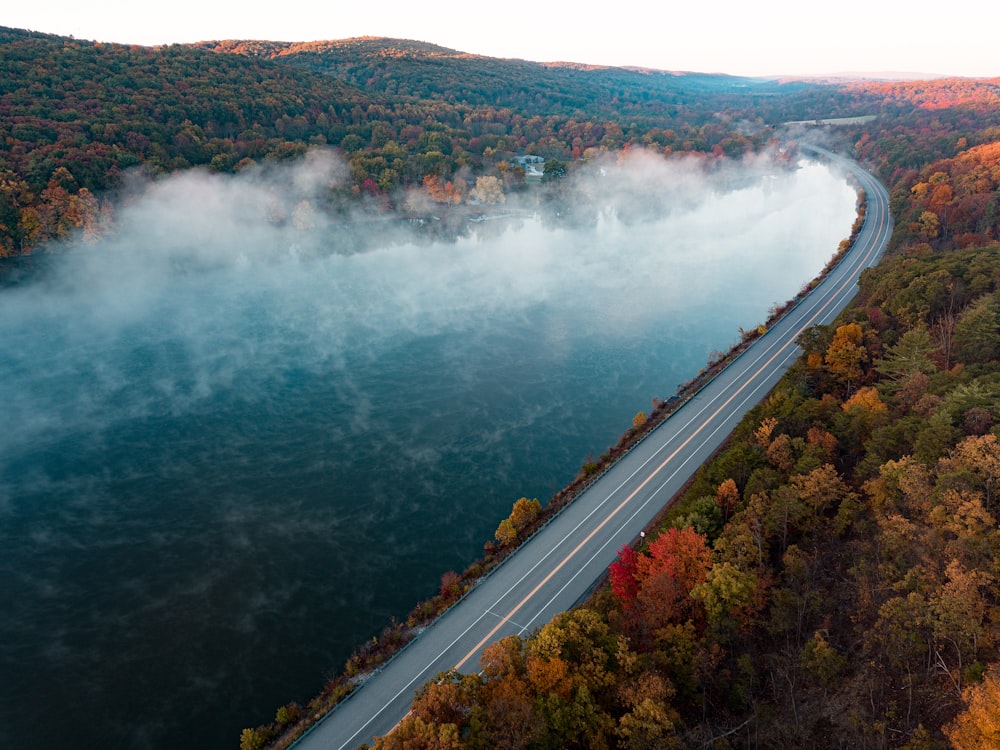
293,146,892,749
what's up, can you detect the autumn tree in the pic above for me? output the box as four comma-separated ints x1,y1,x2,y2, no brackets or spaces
508,497,542,531
715,478,740,521
944,667,1000,749
411,670,479,731
609,545,641,607
825,322,868,393
631,527,712,637
369,715,464,750
940,434,1000,509
468,175,505,205
494,518,517,547
615,672,682,749
494,497,542,547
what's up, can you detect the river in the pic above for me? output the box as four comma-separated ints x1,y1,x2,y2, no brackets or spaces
0,156,856,749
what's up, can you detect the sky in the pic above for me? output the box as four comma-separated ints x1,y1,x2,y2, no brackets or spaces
4,1,999,78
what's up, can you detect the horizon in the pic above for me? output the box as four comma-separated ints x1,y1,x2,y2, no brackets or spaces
5,0,998,80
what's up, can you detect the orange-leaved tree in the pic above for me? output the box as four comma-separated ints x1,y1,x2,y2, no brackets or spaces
944,667,1000,749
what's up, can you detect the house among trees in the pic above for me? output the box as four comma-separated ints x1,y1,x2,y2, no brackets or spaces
514,155,545,178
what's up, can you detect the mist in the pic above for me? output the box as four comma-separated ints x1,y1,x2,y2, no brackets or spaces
0,148,856,749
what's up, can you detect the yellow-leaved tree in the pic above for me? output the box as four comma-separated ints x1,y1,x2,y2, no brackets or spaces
944,667,1000,749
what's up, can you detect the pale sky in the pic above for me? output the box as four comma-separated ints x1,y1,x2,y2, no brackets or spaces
5,1,998,78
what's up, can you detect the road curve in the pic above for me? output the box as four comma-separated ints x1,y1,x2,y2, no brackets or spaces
293,146,892,750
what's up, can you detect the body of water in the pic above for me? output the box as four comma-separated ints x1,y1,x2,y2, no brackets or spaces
0,157,856,748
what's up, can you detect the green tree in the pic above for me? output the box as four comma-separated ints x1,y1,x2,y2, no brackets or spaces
875,326,937,382
541,158,566,182
954,294,1000,364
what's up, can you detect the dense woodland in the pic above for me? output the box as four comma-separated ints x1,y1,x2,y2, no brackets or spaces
0,26,876,256
3,25,1000,750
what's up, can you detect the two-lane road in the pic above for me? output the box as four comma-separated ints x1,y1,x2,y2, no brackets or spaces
294,147,892,749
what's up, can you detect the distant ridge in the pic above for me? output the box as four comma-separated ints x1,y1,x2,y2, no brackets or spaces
791,71,952,82
191,34,804,116
196,36,469,60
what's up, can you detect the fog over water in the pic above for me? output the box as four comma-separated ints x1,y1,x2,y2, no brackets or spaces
0,150,856,749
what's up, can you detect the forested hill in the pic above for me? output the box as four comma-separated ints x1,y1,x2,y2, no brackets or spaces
2,23,998,262
1,25,845,257
194,37,808,113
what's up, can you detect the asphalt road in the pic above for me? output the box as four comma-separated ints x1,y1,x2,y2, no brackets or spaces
293,146,892,749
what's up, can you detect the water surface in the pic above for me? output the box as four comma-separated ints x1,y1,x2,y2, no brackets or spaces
0,158,856,749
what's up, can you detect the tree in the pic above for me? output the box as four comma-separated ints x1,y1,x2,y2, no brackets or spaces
940,434,1000,508
929,559,991,690
412,671,479,729
610,544,641,606
528,608,627,692
468,175,505,205
495,498,542,547
915,210,941,239
842,386,889,417
542,158,566,182
479,635,525,680
692,561,759,634
800,630,847,686
239,727,269,750
634,527,711,631
508,497,541,531
615,672,682,750
954,294,1000,364
825,322,868,392
370,714,465,750
479,674,542,750
944,667,1000,749
715,478,740,520
494,518,517,547
875,326,937,382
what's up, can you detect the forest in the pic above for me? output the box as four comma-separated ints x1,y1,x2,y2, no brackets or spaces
3,24,1000,750
0,25,880,256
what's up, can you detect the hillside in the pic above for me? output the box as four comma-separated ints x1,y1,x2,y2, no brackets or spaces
1,26,851,257
195,37,810,115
